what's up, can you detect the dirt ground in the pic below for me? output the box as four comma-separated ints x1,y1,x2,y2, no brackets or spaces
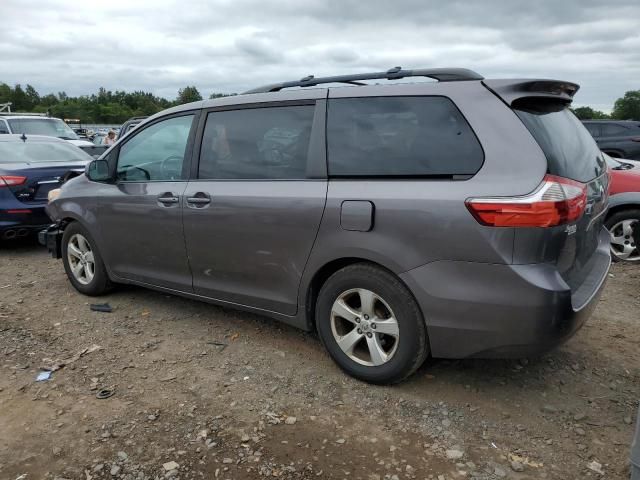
0,239,638,480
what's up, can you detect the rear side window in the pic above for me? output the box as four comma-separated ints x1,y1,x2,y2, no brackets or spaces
515,100,606,183
601,123,630,137
327,96,483,177
198,105,315,180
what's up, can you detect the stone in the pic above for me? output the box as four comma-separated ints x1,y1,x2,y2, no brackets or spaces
285,416,297,425
222,458,233,464
445,449,464,460
624,416,632,425
117,451,128,461
541,405,558,414
441,419,451,428
510,460,525,472
110,465,121,476
575,427,586,436
573,412,586,421
494,466,507,478
162,461,179,471
336,438,346,444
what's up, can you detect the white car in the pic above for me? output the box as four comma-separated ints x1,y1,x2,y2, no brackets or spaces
0,115,94,148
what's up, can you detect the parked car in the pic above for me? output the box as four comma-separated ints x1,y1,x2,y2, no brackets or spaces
583,120,640,160
118,116,147,139
604,154,640,262
0,135,93,240
42,67,611,384
0,114,94,148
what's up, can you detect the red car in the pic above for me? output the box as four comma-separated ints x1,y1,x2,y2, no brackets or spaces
605,155,640,262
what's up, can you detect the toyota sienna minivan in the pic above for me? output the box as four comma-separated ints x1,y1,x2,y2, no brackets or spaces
42,67,611,384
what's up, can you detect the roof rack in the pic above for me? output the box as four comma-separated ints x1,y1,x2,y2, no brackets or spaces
0,111,49,117
244,67,483,94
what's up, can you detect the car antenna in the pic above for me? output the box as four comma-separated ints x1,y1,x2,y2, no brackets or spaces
20,132,27,142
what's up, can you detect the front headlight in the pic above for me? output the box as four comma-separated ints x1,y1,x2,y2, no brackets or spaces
48,188,61,203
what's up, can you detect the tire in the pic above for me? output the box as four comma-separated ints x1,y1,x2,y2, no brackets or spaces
605,209,640,263
315,263,429,384
61,222,113,295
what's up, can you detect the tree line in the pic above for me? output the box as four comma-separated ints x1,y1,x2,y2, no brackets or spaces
0,83,234,124
1,81,638,123
571,90,639,120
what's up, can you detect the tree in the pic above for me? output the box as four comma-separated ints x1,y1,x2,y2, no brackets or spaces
611,90,640,121
209,92,235,99
176,86,202,105
25,84,40,109
572,106,609,120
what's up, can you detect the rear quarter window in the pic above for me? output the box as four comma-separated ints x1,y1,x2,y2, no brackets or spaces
514,99,606,183
327,96,484,177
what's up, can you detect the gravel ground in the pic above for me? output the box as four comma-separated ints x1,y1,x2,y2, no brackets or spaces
0,239,638,480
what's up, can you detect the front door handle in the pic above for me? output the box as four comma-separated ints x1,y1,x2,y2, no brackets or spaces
157,192,180,206
186,192,211,207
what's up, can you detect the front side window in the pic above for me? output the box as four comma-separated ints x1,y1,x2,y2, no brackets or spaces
198,105,315,180
327,96,484,177
117,114,194,182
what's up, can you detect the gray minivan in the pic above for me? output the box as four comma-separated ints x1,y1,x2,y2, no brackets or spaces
42,68,611,384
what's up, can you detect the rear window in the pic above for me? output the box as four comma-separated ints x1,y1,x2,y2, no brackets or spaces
515,99,606,183
0,141,93,163
327,97,484,177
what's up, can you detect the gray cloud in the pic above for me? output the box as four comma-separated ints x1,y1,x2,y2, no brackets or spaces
0,0,638,111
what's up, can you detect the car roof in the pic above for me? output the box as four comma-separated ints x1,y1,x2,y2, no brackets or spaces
582,120,640,125
0,115,60,120
0,134,69,143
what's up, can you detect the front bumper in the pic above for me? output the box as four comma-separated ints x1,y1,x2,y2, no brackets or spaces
400,228,611,359
38,224,63,259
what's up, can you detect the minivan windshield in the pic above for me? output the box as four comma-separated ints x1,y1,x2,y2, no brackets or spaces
514,99,606,183
7,118,79,141
0,141,93,163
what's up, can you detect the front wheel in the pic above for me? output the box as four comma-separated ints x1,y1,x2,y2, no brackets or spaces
605,209,640,262
316,263,429,384
62,222,113,295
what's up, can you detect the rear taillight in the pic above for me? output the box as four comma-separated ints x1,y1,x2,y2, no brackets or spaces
0,175,27,187
466,175,587,228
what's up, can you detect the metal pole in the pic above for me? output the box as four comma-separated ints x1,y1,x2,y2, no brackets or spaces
632,404,639,479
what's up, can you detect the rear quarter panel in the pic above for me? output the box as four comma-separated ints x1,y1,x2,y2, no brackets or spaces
298,81,549,309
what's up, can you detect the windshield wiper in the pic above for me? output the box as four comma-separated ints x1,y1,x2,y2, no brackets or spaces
58,136,77,140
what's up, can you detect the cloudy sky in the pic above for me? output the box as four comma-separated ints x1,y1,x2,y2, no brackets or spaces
1,0,638,111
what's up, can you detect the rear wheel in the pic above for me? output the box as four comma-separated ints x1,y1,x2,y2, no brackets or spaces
605,209,640,262
316,263,428,384
62,222,113,295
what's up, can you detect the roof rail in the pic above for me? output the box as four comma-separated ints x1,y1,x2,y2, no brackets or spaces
243,67,484,94
0,111,49,117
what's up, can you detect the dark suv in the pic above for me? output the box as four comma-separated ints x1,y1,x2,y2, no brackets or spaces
583,120,640,160
42,68,611,384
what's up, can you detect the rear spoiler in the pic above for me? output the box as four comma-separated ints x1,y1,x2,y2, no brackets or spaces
482,79,580,106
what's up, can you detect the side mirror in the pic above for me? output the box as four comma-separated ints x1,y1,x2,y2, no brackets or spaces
86,159,112,182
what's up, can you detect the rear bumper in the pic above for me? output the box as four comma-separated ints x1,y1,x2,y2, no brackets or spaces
1,205,51,239
400,228,611,358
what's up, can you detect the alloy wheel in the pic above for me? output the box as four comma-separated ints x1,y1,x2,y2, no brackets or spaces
67,233,96,284
330,288,400,367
